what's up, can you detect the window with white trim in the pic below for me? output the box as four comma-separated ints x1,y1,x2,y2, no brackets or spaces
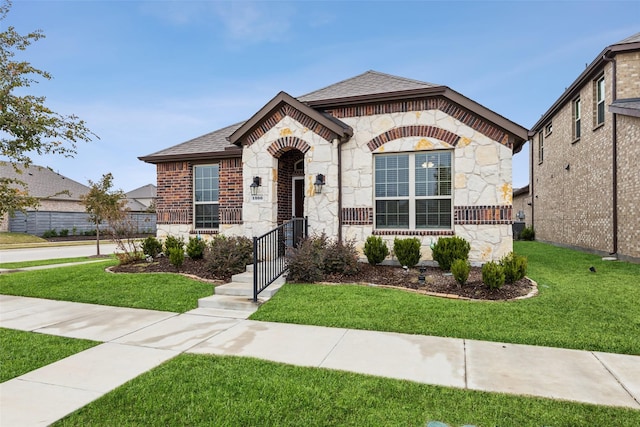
596,75,605,126
374,151,452,230
538,132,544,164
194,164,219,229
573,97,581,140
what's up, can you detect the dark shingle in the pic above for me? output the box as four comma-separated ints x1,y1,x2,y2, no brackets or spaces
0,163,90,200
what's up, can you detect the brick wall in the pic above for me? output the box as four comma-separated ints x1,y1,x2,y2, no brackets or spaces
616,114,640,260
616,51,640,99
219,158,243,224
276,150,304,224
156,162,192,224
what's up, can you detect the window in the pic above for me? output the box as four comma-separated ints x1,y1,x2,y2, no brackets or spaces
538,132,544,164
544,122,552,136
374,151,452,230
194,164,219,229
595,75,605,126
573,97,581,140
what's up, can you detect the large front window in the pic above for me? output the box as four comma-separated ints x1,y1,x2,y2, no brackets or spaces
194,164,219,229
375,151,452,230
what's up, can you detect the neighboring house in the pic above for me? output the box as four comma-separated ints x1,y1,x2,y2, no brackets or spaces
125,184,157,212
528,33,640,262
512,185,532,238
140,71,528,264
0,164,91,234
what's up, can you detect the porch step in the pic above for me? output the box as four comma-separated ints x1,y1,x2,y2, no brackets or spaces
215,276,285,298
197,295,260,312
187,307,257,319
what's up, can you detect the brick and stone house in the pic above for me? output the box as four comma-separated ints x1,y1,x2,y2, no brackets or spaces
140,71,528,264
527,33,640,262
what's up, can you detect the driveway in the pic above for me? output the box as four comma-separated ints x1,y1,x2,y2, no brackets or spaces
0,242,119,263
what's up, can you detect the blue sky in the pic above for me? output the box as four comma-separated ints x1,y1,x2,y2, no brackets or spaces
6,0,639,192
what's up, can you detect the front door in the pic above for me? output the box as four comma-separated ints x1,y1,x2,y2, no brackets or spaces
293,177,304,218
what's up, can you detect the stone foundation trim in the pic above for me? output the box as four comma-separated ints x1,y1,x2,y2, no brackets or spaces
246,104,338,145
342,207,373,225
157,209,190,224
220,207,243,224
372,229,455,236
267,136,311,157
367,125,460,152
454,205,512,224
326,98,510,147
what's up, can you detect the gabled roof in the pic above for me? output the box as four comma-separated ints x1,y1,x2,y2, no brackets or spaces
530,32,640,134
126,184,157,199
227,91,353,146
139,122,243,163
0,163,89,201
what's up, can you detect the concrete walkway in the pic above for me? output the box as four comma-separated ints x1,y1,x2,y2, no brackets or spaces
1,295,639,426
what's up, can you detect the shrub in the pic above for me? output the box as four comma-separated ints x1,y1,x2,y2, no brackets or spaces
186,237,207,260
42,229,58,238
208,235,253,281
323,239,360,276
115,250,145,265
451,258,470,286
72,226,77,236
393,237,421,268
285,236,325,283
431,236,471,271
168,247,184,270
520,226,535,241
141,236,163,258
164,235,184,254
482,261,505,290
59,229,69,237
363,235,389,265
500,252,528,284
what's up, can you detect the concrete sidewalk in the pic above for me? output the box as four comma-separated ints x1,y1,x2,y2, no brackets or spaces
1,296,639,426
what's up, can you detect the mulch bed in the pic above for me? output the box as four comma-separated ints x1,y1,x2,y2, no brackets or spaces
111,257,535,301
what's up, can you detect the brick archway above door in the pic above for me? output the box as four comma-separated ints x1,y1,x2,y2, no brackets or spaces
267,136,311,158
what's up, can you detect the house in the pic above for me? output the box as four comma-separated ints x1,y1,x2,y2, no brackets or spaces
527,33,640,262
125,184,157,212
0,164,91,234
140,71,528,264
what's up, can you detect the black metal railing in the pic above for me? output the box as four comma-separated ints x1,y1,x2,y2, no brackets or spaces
252,217,308,302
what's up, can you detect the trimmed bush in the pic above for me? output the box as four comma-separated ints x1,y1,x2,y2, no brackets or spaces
207,235,253,281
393,237,421,268
285,236,325,283
186,237,207,260
363,235,389,265
482,261,505,290
42,229,58,238
323,239,360,276
141,236,163,258
451,258,470,286
164,235,185,254
431,236,471,271
168,247,184,270
59,229,69,237
520,226,535,241
500,252,528,284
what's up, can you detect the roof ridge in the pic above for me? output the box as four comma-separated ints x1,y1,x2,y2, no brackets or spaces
615,31,640,45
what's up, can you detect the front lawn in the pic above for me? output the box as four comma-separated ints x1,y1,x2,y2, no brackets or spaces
55,354,640,426
0,328,98,382
0,261,213,313
252,241,640,355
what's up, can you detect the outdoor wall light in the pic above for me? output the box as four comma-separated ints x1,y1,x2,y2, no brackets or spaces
250,176,261,195
314,174,325,194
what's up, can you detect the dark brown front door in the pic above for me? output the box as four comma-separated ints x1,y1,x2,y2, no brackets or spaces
293,177,304,218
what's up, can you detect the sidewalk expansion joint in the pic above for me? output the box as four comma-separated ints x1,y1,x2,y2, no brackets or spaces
591,351,640,407
318,328,349,368
463,339,468,389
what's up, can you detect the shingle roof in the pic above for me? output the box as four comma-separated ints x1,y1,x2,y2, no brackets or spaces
0,163,90,200
609,97,640,118
139,122,244,162
297,70,441,103
616,32,640,45
125,184,157,199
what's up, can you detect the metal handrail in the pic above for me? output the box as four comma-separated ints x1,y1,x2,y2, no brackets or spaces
252,217,308,302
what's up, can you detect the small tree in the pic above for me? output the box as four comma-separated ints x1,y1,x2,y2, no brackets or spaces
80,173,125,256
0,1,96,220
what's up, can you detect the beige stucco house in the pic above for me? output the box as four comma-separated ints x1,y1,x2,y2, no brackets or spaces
527,33,640,262
140,71,528,264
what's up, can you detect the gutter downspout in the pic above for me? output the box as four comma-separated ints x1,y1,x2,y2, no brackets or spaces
529,137,534,229
603,53,618,255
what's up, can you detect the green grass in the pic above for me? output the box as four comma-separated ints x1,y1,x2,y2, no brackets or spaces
55,354,640,426
252,241,640,355
0,232,46,244
0,261,213,313
0,328,98,382
0,257,112,269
